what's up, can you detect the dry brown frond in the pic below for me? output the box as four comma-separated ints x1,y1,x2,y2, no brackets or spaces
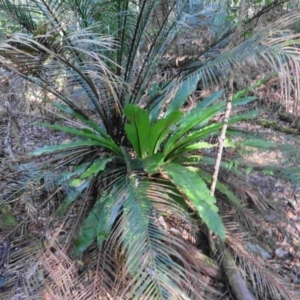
226,230,300,300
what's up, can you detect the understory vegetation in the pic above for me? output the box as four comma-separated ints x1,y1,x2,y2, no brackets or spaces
1,0,300,299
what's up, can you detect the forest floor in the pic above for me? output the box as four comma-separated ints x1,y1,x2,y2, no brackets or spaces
1,80,300,298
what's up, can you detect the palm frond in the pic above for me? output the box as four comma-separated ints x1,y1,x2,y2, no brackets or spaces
0,235,45,299
233,206,279,237
0,0,38,32
0,0,122,125
149,11,300,119
96,175,216,299
0,24,121,132
226,230,299,300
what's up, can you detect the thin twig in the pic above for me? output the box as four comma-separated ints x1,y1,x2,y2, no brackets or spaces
209,73,256,300
211,73,233,195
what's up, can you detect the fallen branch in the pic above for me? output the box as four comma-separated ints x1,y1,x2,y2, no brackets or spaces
192,248,223,280
256,118,299,135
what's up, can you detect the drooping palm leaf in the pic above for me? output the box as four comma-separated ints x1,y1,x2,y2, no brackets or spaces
102,175,211,299
161,163,225,240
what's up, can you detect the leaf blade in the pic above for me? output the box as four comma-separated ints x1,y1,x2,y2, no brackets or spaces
124,104,151,158
148,110,182,155
80,157,113,179
36,123,121,155
161,163,225,240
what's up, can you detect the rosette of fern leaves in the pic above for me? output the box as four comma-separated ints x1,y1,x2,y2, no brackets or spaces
29,88,255,299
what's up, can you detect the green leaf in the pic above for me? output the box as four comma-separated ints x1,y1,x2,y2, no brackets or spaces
241,139,276,149
165,98,225,151
167,109,260,160
246,166,253,175
69,178,86,187
36,123,121,155
148,82,159,98
152,178,189,211
148,111,182,155
233,96,257,106
58,190,80,216
161,163,225,240
121,147,144,173
60,163,90,181
74,179,126,257
52,102,110,139
96,189,124,248
216,182,241,207
73,196,106,256
80,157,113,179
196,168,241,207
199,96,257,127
124,104,151,158
165,73,202,116
165,96,259,159
31,139,121,156
96,178,128,248
122,177,151,276
232,75,275,101
149,65,206,122
142,153,165,174
165,122,223,160
59,173,94,216
174,141,217,158
195,90,224,110
149,92,166,124
0,205,18,227
223,138,236,148
175,155,203,164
